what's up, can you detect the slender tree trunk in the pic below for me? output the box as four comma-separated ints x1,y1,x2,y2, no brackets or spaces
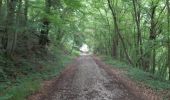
149,2,157,73
39,0,51,47
167,0,170,80
105,9,118,58
23,0,28,26
107,0,134,66
152,46,156,73
16,0,22,26
132,0,143,68
0,0,2,14
0,0,2,49
112,27,118,58
6,0,17,56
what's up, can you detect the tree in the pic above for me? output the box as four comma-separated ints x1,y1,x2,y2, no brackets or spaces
132,0,143,68
85,0,169,80
5,0,17,56
167,0,170,80
107,0,134,65
39,0,51,47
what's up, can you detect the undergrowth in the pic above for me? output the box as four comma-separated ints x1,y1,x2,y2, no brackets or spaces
101,56,170,91
0,48,76,100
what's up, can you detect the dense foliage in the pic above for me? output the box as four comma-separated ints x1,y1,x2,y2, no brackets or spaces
0,0,84,99
0,0,84,80
0,1,170,99
85,0,170,80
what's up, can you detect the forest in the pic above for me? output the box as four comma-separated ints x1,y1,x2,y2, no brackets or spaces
0,0,170,100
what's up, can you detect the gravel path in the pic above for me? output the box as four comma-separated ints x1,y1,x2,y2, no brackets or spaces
43,56,140,100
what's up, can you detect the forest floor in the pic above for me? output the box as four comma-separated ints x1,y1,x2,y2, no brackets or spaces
28,55,161,100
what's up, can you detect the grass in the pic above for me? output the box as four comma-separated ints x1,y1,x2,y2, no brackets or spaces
0,80,40,100
0,52,76,100
101,55,170,91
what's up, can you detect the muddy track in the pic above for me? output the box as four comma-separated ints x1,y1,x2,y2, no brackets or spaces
29,55,148,100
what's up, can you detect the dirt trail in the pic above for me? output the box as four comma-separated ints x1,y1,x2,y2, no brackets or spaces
34,55,143,100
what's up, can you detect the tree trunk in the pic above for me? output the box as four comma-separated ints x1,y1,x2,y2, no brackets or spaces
142,1,158,72
112,27,118,58
149,2,157,73
39,19,50,46
0,0,2,14
167,0,170,80
132,0,143,68
39,0,51,47
107,0,134,66
6,0,17,56
16,0,22,26
23,0,28,26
